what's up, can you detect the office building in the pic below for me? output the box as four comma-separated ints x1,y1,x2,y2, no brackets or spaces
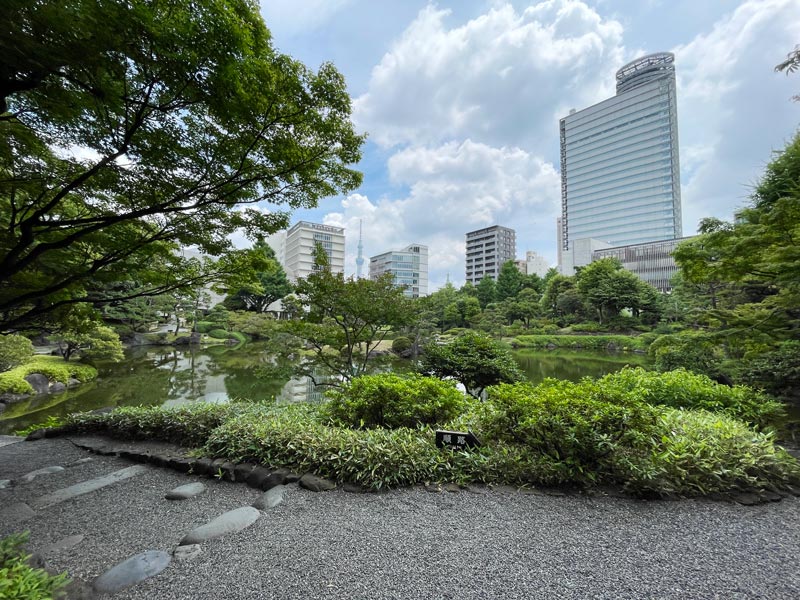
369,244,428,298
266,221,345,282
592,237,692,293
465,225,516,285
559,52,682,273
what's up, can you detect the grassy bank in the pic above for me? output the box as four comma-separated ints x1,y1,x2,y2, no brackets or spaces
512,334,653,352
0,356,97,395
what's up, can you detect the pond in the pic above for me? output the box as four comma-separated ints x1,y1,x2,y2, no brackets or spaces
0,342,650,434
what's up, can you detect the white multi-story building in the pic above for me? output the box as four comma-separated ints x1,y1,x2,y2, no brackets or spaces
524,251,550,278
465,225,516,285
559,52,682,273
369,244,428,298
266,221,345,282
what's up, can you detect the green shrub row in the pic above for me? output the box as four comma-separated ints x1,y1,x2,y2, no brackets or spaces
0,532,70,600
512,334,650,351
596,367,784,429
65,403,233,447
0,356,97,395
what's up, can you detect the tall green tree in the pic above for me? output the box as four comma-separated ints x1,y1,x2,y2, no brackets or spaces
288,272,414,382
476,276,497,309
0,0,363,332
224,241,291,312
576,258,643,323
420,331,523,399
496,260,524,301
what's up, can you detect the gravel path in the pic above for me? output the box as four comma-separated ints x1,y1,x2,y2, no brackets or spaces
1,437,799,599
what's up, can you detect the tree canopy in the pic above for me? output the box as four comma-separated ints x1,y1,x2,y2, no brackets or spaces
0,0,363,331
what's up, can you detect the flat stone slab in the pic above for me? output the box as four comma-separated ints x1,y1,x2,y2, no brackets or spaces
32,465,149,508
93,550,171,594
20,465,65,483
252,485,286,510
0,501,35,523
42,534,85,555
165,482,206,500
0,435,24,448
180,506,260,545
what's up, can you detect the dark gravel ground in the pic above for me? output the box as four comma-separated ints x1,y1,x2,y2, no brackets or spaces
1,436,799,600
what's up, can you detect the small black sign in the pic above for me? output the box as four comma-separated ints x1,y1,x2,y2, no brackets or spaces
435,430,481,450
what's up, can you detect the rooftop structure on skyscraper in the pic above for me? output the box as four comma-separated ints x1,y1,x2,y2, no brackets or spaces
558,51,682,274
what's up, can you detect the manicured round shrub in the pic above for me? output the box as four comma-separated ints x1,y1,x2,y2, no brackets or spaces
194,321,214,333
208,328,231,339
0,334,34,372
391,336,413,354
324,373,469,429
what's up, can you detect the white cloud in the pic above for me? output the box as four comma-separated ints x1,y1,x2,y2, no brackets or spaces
354,1,626,152
324,140,561,288
674,0,800,233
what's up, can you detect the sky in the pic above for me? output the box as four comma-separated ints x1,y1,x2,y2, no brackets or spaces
255,0,800,291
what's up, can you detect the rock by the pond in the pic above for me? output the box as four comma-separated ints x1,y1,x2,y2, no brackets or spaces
252,485,286,510
43,534,85,555
92,550,171,595
0,502,35,523
172,544,202,561
24,373,50,395
165,482,206,500
180,506,260,546
20,465,65,483
50,381,67,393
299,473,336,492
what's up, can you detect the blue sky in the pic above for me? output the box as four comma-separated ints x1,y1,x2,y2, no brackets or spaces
255,0,800,290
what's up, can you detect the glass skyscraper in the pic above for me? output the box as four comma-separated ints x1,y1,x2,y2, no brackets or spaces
559,52,682,260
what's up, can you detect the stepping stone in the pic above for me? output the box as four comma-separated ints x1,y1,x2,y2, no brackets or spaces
0,502,35,523
42,534,85,555
0,435,24,448
252,485,286,510
180,506,260,545
20,465,65,483
93,550,171,595
32,465,149,508
299,473,336,492
165,482,206,500
172,544,202,561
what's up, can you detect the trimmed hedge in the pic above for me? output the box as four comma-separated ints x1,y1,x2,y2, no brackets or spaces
512,334,650,351
65,403,233,447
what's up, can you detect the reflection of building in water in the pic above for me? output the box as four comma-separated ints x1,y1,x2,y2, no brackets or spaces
276,370,334,404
